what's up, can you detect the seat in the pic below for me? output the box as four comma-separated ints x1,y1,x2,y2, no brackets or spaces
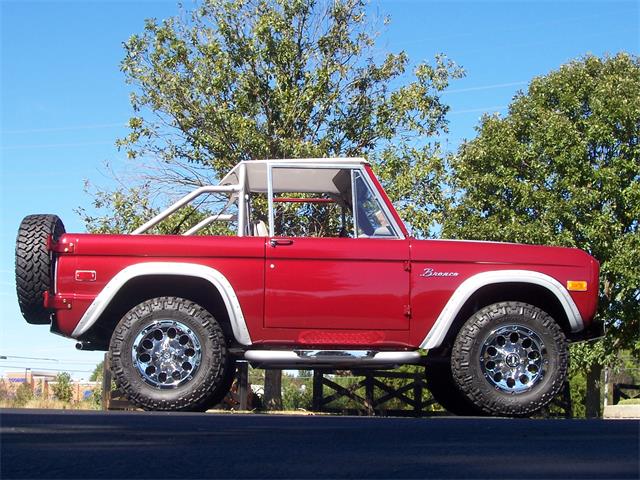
253,220,269,236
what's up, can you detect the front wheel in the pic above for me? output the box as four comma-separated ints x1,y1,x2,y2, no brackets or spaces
425,352,484,416
451,301,568,417
109,296,235,411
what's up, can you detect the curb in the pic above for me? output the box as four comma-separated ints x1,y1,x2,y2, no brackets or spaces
603,405,640,419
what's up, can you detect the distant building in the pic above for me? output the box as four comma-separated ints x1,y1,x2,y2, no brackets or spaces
1,370,99,402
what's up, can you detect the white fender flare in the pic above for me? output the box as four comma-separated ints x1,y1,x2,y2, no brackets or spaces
70,262,252,345
420,270,584,350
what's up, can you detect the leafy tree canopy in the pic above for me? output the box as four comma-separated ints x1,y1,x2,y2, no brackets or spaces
443,53,640,362
82,0,462,238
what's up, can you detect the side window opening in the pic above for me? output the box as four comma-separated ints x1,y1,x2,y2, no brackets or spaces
273,194,354,238
257,165,398,239
267,167,355,238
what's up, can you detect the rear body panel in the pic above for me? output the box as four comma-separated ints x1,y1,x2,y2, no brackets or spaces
53,235,265,339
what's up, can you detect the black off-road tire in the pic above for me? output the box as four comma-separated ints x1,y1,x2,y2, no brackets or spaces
15,214,65,324
451,301,568,417
425,355,484,416
205,356,238,409
109,296,235,411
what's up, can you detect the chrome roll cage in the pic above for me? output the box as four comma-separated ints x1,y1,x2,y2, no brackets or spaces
131,159,402,238
131,164,248,236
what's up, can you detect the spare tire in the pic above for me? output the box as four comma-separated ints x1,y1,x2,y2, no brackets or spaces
15,214,66,324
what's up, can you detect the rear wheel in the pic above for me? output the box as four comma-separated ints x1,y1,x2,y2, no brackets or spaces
451,301,568,417
109,296,235,411
15,214,65,324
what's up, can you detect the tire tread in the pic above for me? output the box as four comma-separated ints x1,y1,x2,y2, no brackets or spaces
15,214,65,324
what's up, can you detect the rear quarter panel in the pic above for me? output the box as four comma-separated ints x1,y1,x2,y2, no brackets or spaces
53,234,265,337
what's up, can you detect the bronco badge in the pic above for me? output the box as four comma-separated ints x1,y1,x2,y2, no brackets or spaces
419,268,459,278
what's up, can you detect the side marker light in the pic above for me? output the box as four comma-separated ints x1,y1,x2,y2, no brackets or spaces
566,280,587,292
75,270,97,282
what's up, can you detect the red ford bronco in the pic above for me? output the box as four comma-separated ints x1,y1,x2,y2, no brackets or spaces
15,158,601,416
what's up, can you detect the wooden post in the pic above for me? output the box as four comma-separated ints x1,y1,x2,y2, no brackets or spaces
263,369,282,410
413,370,423,415
312,370,323,411
585,363,603,418
565,381,573,418
612,384,621,405
238,362,249,410
101,353,111,411
365,374,374,414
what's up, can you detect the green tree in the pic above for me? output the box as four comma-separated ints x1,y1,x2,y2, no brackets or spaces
90,361,104,382
443,53,640,415
83,0,462,408
89,360,105,409
82,0,461,237
52,372,74,403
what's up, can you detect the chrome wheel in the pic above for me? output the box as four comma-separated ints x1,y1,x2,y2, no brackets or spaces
480,324,546,394
132,320,202,389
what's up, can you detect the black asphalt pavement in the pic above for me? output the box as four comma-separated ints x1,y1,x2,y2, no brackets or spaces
1,408,638,479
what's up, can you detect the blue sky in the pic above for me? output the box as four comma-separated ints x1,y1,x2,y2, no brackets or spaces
1,0,638,379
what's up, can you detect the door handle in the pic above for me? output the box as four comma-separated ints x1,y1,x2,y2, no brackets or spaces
270,238,294,247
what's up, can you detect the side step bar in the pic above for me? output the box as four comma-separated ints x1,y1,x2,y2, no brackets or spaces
243,350,421,369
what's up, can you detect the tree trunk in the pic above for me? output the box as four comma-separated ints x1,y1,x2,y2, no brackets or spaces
263,369,282,410
585,363,603,418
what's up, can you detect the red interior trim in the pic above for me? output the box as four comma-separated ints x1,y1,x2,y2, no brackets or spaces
273,198,334,204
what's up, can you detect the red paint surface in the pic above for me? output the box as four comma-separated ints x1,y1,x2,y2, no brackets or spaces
265,237,410,331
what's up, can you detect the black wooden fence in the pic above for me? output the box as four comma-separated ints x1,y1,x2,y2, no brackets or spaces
311,367,573,418
612,383,640,405
312,368,439,417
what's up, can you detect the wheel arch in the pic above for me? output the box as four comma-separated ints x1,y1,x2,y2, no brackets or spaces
71,262,252,349
420,270,583,351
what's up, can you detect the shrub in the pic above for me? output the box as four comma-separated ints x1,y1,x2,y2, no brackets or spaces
52,372,73,403
282,380,313,411
14,383,34,407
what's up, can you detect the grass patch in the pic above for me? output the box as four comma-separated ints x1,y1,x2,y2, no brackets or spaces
0,398,100,410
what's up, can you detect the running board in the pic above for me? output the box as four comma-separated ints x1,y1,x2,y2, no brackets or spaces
243,350,421,369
